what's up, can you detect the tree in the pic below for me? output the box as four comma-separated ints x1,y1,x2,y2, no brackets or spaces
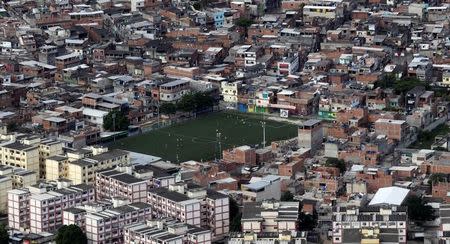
325,158,346,174
236,18,254,28
281,191,295,201
235,18,254,38
404,195,436,223
56,225,87,244
429,173,448,184
229,197,242,232
177,92,214,113
393,78,426,95
103,110,129,132
159,103,177,115
193,92,214,111
177,93,196,113
0,224,8,244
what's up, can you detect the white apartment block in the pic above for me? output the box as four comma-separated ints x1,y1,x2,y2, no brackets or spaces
63,207,88,230
95,167,147,203
134,164,177,188
332,206,408,244
221,81,242,104
124,218,212,244
8,183,95,233
8,189,31,231
229,231,307,244
85,202,151,244
159,80,190,103
148,183,229,238
148,187,202,226
241,175,281,202
241,201,300,233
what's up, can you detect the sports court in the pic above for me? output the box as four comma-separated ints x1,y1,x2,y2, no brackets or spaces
110,112,298,162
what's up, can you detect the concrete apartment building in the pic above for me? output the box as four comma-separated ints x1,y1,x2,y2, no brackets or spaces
85,202,151,244
38,139,64,179
332,206,408,244
374,119,408,142
0,140,39,173
8,183,95,233
298,119,323,153
229,232,307,244
241,201,300,233
45,148,130,184
124,218,212,244
159,80,190,103
241,175,281,202
95,167,148,203
0,175,11,213
63,207,88,231
8,189,31,231
0,165,37,205
148,183,230,238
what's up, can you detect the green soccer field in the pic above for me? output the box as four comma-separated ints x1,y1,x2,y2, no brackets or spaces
110,112,299,163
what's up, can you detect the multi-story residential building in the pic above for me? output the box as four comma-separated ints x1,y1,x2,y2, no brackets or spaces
241,175,281,202
8,189,31,231
0,139,40,174
8,183,95,233
63,207,88,230
159,80,190,103
0,165,37,189
221,81,242,104
0,175,12,213
229,231,307,244
82,108,109,129
148,183,229,238
38,139,64,179
241,200,300,233
95,167,148,203
303,1,344,19
124,218,212,244
85,202,151,244
298,119,323,153
29,184,95,233
405,86,425,114
332,205,408,244
46,148,130,184
277,53,299,76
374,119,408,142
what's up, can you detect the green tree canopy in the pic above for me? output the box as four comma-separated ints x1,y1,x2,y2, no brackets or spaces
56,225,87,244
404,195,436,223
103,110,129,132
236,18,254,28
0,224,8,244
177,92,214,113
160,103,177,115
325,157,346,173
281,191,295,201
429,173,448,185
